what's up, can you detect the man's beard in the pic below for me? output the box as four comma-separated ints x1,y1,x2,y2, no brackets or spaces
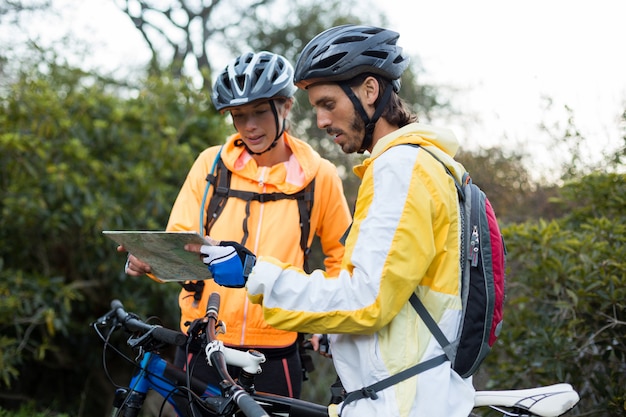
332,110,365,154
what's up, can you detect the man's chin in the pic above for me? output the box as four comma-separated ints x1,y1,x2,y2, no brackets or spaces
339,143,358,154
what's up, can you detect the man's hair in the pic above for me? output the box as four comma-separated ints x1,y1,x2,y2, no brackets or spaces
346,73,418,128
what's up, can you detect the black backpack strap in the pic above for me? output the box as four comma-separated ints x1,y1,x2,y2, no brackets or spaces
341,354,448,409
180,280,205,309
407,143,464,198
340,294,453,410
298,179,315,272
205,157,315,264
205,156,230,235
409,293,455,360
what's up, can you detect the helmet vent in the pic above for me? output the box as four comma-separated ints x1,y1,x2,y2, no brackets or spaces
235,75,246,91
221,75,232,91
364,27,383,35
312,52,347,71
363,50,388,59
334,35,367,45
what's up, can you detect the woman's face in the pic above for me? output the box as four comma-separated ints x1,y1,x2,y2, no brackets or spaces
230,99,290,154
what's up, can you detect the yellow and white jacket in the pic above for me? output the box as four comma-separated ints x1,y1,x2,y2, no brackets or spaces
247,123,475,416
167,132,351,348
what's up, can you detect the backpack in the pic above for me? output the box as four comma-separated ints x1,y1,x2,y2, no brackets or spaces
341,145,506,408
180,149,316,302
204,155,316,270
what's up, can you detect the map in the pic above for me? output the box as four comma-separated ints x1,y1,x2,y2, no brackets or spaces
103,231,213,282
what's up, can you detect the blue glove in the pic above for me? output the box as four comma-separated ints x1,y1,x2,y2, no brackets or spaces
200,241,256,288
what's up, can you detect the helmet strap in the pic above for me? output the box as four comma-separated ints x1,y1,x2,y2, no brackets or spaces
234,100,284,156
339,82,393,154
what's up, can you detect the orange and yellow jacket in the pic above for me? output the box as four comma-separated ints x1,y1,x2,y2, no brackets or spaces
167,132,351,348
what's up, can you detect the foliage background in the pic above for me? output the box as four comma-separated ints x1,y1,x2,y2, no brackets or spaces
1,1,625,416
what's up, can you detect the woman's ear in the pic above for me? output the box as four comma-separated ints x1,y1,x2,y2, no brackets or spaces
281,97,294,116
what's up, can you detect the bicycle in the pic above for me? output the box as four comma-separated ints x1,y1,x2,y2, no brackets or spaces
92,292,580,417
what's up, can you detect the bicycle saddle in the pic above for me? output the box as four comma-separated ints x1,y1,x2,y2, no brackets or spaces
474,383,579,417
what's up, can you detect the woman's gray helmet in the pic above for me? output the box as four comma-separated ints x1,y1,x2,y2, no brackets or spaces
293,24,409,92
212,51,297,111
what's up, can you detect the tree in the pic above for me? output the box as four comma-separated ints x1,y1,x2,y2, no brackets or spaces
0,48,229,414
0,0,51,78
476,170,626,416
455,146,562,224
0,0,50,18
114,0,279,88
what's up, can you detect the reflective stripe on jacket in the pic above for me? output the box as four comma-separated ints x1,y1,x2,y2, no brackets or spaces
168,132,351,348
246,124,475,416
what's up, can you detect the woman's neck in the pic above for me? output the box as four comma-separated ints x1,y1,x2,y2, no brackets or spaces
251,135,291,167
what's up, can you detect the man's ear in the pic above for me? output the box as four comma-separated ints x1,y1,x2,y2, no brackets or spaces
362,76,380,106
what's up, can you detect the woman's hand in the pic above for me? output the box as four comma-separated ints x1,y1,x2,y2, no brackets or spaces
117,245,152,276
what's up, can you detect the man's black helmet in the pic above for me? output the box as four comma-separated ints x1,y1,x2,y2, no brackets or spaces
294,24,410,90
212,51,297,111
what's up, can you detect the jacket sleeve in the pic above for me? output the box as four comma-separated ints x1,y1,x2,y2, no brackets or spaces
247,146,452,335
166,147,220,234
314,159,352,276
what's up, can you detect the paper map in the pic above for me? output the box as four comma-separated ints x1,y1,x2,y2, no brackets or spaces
103,231,212,282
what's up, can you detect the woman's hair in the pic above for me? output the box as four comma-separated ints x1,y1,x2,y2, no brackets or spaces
273,96,293,132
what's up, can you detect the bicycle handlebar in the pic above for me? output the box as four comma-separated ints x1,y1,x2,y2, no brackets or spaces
205,293,269,417
109,299,187,347
99,296,269,417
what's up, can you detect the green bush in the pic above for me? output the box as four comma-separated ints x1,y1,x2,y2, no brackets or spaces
0,58,228,415
478,172,626,416
0,403,70,417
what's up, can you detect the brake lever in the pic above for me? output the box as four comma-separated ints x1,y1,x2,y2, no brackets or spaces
203,385,238,415
127,327,166,352
93,309,117,326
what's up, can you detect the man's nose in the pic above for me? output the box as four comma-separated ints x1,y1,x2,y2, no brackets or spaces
316,110,330,129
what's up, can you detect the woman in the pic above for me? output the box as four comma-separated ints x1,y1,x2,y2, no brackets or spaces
125,51,351,398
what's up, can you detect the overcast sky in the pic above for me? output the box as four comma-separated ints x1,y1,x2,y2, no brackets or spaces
385,0,626,173
8,0,626,180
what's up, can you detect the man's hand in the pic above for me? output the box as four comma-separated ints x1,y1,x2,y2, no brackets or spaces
185,241,255,288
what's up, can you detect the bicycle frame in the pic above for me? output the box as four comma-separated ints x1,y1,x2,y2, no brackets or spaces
94,296,578,417
112,350,223,416
110,347,328,417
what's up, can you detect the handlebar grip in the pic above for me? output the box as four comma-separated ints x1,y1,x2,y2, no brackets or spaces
111,299,124,311
110,299,186,346
232,389,269,417
151,326,187,346
207,292,220,318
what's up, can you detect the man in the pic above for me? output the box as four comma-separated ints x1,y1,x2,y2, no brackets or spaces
187,25,475,416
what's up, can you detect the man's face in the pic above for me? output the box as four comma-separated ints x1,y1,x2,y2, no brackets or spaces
307,83,365,154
